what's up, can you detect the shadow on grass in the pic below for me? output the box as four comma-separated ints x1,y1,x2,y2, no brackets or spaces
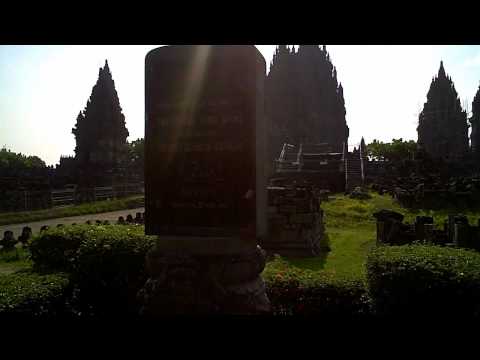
285,232,332,271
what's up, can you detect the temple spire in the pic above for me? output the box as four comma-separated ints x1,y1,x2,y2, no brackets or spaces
438,60,446,78
360,137,366,151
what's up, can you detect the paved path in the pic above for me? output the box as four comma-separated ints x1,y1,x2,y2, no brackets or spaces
0,207,145,238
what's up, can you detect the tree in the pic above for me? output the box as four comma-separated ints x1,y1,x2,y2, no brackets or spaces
127,138,144,171
0,147,46,172
367,138,416,162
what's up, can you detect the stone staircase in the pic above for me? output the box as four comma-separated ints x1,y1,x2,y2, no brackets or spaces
345,152,363,191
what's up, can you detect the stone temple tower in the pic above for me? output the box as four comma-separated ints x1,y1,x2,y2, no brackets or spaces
266,45,349,164
417,61,468,161
72,60,129,186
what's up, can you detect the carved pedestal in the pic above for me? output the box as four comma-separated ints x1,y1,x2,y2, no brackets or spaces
137,244,271,316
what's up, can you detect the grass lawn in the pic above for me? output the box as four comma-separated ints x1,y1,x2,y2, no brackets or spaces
0,195,144,226
265,192,480,281
0,247,32,275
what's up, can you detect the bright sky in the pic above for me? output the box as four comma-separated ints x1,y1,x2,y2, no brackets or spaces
1,45,480,166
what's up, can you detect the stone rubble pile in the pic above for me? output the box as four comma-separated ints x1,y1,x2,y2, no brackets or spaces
373,209,480,251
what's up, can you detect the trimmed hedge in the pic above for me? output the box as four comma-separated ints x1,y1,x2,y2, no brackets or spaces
30,226,480,317
366,245,480,318
263,256,371,317
29,225,157,316
0,271,70,318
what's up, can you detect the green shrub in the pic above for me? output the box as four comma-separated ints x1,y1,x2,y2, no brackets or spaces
72,225,156,316
0,271,70,318
29,226,90,271
29,225,156,316
264,256,371,317
366,245,480,318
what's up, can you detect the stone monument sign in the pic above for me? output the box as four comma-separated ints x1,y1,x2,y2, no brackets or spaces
145,45,267,252
139,45,270,315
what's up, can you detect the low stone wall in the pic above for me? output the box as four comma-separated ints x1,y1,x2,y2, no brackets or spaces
261,185,326,257
370,175,480,209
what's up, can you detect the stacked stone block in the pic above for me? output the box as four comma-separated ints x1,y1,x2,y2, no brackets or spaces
261,185,325,257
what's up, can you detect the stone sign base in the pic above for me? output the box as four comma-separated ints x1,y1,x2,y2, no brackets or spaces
137,242,271,316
